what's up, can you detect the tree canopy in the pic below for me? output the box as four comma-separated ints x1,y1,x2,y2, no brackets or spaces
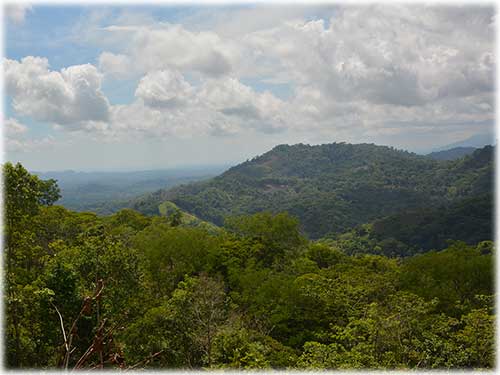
3,162,494,370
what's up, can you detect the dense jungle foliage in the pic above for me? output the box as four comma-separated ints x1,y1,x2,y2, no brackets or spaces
324,193,493,257
131,143,493,239
3,161,494,370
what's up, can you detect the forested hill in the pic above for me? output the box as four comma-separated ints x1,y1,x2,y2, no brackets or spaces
132,143,493,239
325,193,493,257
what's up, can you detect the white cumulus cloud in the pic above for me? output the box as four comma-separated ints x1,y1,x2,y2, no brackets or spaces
101,23,240,77
135,70,195,108
4,56,111,128
5,5,495,151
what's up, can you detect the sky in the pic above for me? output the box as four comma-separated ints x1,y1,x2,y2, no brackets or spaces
3,3,496,171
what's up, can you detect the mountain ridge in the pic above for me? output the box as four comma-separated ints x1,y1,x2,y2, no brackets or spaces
432,133,494,152
426,146,477,161
130,142,493,239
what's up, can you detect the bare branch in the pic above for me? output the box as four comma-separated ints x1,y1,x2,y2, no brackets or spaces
125,350,164,371
50,301,68,353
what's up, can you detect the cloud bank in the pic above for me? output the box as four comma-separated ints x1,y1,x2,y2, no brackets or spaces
5,4,495,149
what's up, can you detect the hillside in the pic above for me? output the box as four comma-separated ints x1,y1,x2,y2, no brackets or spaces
158,201,219,232
326,193,493,257
131,143,493,239
371,193,493,253
426,147,476,161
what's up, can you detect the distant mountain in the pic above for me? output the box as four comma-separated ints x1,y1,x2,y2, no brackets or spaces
433,133,495,152
131,143,493,239
426,147,477,160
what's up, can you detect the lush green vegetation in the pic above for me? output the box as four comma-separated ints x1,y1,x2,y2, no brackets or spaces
324,193,493,257
134,143,492,239
4,162,494,370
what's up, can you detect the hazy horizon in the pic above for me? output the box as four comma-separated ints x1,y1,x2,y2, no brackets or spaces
29,162,233,174
15,132,496,173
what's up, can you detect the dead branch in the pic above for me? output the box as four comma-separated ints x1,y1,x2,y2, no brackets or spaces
50,280,106,370
50,301,69,355
125,350,164,371
72,318,107,370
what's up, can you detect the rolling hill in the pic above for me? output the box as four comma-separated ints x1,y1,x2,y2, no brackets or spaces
130,143,493,239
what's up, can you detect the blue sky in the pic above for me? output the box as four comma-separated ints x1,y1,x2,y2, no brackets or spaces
4,3,495,171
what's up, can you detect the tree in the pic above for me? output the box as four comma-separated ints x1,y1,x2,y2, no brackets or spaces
3,162,60,367
132,223,219,298
399,242,493,316
122,274,227,368
225,212,306,268
168,209,183,227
